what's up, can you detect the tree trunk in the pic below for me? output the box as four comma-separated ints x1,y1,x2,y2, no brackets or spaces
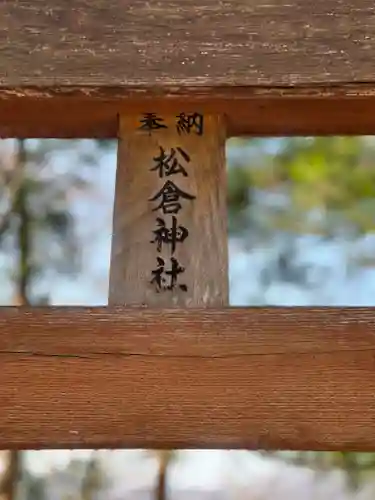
14,139,30,306
0,453,21,500
155,451,173,500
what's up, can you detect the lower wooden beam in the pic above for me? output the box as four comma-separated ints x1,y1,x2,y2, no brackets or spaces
1,306,375,451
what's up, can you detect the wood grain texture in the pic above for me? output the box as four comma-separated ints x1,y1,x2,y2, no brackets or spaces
109,114,228,306
1,0,375,89
2,1,375,138
3,96,375,138
2,306,375,450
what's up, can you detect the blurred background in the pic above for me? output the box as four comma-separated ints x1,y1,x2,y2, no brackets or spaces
1,136,375,499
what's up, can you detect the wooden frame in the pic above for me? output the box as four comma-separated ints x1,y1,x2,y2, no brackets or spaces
1,0,375,452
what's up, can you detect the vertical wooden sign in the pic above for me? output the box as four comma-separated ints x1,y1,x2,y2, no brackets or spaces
110,112,228,307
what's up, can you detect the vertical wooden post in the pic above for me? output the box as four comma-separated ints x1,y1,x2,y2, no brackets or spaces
109,113,228,307
109,111,228,498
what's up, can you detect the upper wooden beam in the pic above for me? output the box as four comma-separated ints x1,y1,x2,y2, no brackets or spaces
3,306,375,451
1,1,375,137
1,0,375,90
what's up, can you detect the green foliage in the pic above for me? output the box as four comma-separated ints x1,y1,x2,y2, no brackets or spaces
228,136,375,237
227,164,253,233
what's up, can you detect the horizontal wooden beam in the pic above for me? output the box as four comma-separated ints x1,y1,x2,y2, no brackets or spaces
1,1,375,138
2,95,375,138
1,1,375,89
2,306,375,451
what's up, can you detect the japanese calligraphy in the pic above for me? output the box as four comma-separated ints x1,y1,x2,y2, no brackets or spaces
142,113,203,294
151,256,187,292
176,113,204,136
150,146,190,178
151,216,189,254
139,113,167,134
149,180,195,214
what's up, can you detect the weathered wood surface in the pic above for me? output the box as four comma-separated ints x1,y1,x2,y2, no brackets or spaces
1,0,375,90
1,1,375,137
2,306,375,450
110,114,227,306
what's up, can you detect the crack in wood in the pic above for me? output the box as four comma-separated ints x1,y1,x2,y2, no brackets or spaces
2,347,375,360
